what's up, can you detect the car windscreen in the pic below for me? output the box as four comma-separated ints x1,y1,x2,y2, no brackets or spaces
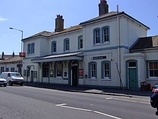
10,73,22,77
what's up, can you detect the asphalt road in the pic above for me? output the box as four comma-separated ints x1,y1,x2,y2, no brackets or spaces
0,86,157,119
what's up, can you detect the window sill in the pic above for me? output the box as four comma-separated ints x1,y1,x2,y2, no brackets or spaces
147,77,158,80
64,50,70,52
93,42,110,46
89,77,97,80
51,52,57,54
101,78,111,81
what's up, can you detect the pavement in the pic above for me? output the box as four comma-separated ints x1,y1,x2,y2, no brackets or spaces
26,82,152,99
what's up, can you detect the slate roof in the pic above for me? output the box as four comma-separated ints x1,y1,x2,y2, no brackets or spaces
130,35,158,52
22,25,82,41
31,51,83,63
0,55,22,64
80,11,149,29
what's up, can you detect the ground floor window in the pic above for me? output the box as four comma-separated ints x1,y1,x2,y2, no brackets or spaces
56,61,63,77
42,63,49,77
11,67,15,72
148,62,158,77
88,61,97,79
101,61,110,79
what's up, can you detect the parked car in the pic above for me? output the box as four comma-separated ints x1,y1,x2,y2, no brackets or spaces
150,86,158,115
0,75,7,87
1,72,24,86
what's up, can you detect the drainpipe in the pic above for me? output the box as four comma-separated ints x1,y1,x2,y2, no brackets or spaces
117,5,123,89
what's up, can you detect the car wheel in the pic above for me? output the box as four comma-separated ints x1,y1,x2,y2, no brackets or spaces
20,83,24,86
156,111,158,116
9,82,12,86
4,84,7,87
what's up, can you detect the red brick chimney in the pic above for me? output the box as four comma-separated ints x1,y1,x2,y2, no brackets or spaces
55,15,64,32
98,0,109,16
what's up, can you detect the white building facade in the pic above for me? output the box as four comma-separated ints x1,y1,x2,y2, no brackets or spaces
22,0,158,90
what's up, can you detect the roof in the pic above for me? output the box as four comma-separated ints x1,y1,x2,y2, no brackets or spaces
130,35,158,52
23,25,82,41
31,51,83,63
0,56,22,64
80,11,149,29
0,55,13,60
22,31,52,41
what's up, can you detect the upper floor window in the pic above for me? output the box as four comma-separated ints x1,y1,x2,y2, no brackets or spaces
88,61,97,79
102,26,110,42
93,28,100,44
51,41,56,53
78,35,83,49
27,42,35,54
64,38,70,51
148,62,158,78
101,61,111,79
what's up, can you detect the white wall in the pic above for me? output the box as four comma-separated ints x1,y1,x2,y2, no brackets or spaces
120,16,147,48
49,29,83,54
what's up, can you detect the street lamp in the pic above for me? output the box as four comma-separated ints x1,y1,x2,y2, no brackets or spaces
9,27,23,52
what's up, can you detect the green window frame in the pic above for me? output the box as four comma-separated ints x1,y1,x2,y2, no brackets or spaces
51,41,57,53
78,35,83,49
27,42,35,54
64,38,70,51
88,61,97,79
93,28,101,44
102,26,110,43
101,61,111,79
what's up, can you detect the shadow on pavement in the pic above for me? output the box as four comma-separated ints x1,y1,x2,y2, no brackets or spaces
25,82,152,97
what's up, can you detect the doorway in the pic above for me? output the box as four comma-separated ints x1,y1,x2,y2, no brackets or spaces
71,60,79,86
72,66,78,86
127,61,138,90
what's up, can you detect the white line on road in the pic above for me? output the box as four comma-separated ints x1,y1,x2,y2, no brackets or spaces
94,111,122,119
56,103,92,112
56,103,66,107
106,97,113,100
56,103,122,119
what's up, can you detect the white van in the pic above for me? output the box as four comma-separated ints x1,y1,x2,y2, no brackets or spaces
1,72,24,86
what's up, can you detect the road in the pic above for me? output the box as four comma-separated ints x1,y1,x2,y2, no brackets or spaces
0,86,157,119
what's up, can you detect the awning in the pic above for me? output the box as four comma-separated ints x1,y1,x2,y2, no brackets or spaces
31,52,83,63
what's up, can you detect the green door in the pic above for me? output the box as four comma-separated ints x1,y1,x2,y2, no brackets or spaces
129,68,137,90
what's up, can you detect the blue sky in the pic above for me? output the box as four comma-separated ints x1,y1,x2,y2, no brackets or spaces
0,0,158,55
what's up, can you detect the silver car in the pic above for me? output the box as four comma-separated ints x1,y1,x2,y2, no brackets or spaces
0,75,7,87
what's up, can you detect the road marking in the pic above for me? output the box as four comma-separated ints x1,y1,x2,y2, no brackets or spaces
56,103,122,118
94,111,122,119
106,97,113,100
56,103,92,112
56,103,66,107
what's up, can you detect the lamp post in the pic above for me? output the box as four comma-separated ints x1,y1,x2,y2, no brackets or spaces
9,27,23,52
9,27,25,75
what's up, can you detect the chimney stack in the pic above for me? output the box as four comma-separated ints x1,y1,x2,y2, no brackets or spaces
98,0,109,16
55,15,64,32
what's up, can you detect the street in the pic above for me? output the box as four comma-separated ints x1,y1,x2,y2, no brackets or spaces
0,86,157,119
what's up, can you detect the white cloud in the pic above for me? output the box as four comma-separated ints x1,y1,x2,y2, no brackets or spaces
0,16,7,21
